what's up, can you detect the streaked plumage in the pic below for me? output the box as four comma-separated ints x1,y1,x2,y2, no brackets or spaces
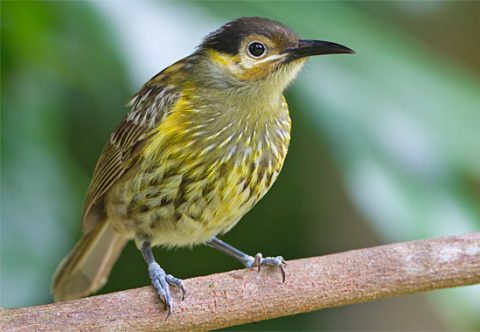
109,63,292,246
52,17,353,312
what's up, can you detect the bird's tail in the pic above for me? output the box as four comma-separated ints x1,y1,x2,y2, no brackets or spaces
52,221,128,302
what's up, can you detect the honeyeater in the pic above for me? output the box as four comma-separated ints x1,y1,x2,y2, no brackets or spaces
52,17,353,314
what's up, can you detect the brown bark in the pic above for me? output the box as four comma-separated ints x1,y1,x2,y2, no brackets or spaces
2,233,479,331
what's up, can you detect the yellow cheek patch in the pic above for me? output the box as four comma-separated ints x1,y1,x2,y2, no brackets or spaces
208,49,282,82
239,62,275,81
208,50,244,77
208,50,227,66
208,50,239,68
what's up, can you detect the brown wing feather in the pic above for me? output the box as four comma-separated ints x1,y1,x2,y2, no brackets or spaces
82,80,180,232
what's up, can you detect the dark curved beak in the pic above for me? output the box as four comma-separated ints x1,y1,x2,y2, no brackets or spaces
284,39,354,61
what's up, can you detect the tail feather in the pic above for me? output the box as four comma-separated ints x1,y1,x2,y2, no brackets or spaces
52,222,128,302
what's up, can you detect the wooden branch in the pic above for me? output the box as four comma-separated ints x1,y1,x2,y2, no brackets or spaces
2,233,479,331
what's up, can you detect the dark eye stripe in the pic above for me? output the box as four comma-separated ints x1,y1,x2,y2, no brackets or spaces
248,42,266,58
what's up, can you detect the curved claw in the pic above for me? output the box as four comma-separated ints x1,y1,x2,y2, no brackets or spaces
279,261,286,283
254,253,263,272
148,263,186,317
252,253,287,282
179,284,187,301
166,274,187,301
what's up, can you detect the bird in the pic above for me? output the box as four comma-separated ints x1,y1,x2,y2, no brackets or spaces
52,16,353,315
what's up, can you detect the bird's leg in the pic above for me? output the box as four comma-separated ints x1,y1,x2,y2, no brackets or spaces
141,242,186,316
206,236,286,282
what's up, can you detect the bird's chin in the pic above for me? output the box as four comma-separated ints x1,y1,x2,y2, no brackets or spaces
252,60,305,93
278,59,306,84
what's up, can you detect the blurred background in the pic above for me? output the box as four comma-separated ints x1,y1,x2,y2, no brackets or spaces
2,1,479,330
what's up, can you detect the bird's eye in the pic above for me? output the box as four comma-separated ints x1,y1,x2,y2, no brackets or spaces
247,41,267,58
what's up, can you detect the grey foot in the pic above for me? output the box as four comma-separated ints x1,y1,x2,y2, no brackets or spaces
148,262,186,316
244,253,286,282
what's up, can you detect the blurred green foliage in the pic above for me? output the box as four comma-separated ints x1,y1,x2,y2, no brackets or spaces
2,1,479,330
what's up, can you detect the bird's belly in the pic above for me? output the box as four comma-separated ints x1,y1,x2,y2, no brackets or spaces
106,152,282,247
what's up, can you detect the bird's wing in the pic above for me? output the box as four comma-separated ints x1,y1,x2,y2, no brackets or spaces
81,79,180,233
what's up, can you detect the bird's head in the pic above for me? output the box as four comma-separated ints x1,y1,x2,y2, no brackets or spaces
196,17,354,91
